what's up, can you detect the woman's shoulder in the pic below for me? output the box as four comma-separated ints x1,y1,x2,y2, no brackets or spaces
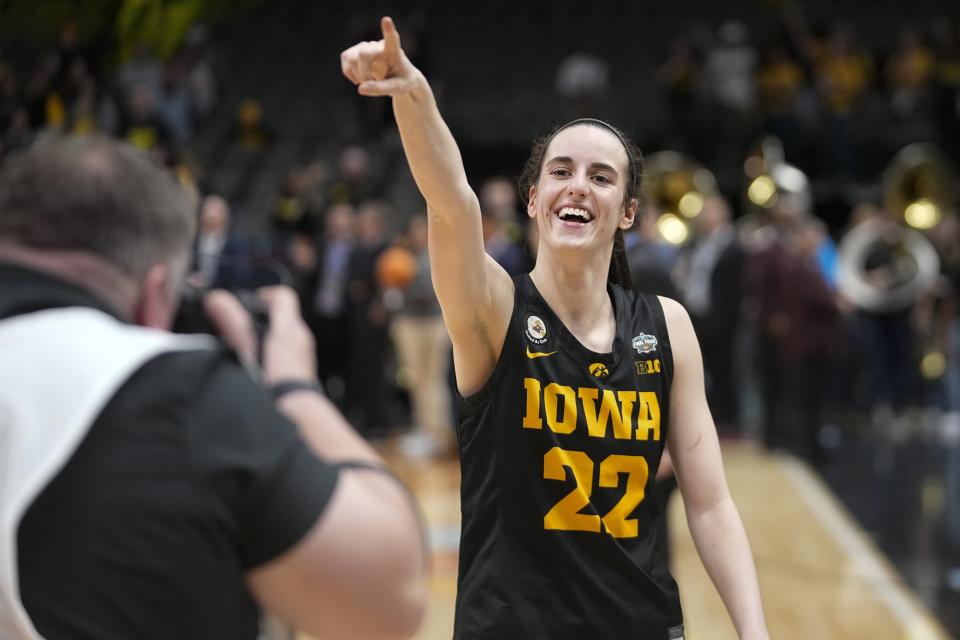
654,295,687,322
654,295,698,356
619,286,686,319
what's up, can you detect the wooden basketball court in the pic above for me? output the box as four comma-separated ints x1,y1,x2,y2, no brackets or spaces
304,442,951,639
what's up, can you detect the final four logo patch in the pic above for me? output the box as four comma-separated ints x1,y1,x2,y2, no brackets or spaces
525,315,548,345
632,333,658,354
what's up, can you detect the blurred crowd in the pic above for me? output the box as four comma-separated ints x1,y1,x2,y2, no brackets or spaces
651,11,960,198
2,11,960,472
0,21,216,182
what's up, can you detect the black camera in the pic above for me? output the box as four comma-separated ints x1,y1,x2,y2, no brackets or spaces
172,256,291,348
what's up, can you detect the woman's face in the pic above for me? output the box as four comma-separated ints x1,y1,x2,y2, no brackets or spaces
527,125,636,255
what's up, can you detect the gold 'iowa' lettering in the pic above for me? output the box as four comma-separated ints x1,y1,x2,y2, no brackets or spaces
578,388,635,440
635,391,660,441
523,378,542,429
523,378,661,442
544,383,577,434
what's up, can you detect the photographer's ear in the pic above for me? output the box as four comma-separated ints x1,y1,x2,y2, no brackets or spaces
135,263,178,330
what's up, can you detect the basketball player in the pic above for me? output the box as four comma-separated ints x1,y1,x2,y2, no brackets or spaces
342,18,769,639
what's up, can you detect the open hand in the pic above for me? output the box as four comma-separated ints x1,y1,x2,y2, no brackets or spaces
340,17,422,97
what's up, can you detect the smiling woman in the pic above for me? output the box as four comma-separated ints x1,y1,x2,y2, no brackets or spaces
517,118,642,292
341,16,770,640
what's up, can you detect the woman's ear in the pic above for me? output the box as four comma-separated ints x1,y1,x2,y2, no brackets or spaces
619,197,639,230
527,185,537,219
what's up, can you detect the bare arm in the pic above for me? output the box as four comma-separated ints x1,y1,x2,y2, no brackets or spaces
659,296,769,640
206,288,427,639
341,17,514,394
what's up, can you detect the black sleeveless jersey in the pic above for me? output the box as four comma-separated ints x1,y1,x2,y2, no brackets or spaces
454,274,683,639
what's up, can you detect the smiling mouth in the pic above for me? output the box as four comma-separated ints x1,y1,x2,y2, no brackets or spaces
556,206,593,224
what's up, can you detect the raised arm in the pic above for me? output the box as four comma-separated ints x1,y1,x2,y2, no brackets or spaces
659,296,769,640
341,17,514,394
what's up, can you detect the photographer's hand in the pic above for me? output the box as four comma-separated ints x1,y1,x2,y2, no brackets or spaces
256,286,317,385
203,289,258,366
204,286,318,386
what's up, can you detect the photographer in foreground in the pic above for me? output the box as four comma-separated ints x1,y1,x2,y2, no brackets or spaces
0,135,427,640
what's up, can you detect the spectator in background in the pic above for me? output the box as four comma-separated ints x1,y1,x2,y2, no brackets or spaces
935,214,960,588
778,217,841,464
272,168,313,235
699,21,758,192
479,175,521,224
554,45,610,119
156,62,194,146
116,42,163,106
836,207,921,425
0,66,21,133
2,108,34,157
329,144,383,205
388,214,453,459
345,200,392,438
656,28,708,154
286,231,319,312
232,98,270,150
271,162,329,237
626,205,680,300
683,195,745,435
745,187,839,463
66,77,103,136
308,203,356,403
885,25,938,154
479,175,533,275
934,215,960,425
120,86,172,160
189,194,248,290
23,55,63,132
813,24,873,180
0,135,426,640
57,59,93,120
51,22,91,92
179,24,218,121
755,41,811,166
885,27,935,122
930,16,960,163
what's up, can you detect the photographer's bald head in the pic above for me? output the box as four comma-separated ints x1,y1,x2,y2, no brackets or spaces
0,135,195,329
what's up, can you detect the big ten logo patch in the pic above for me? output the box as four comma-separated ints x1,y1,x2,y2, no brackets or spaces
634,359,661,375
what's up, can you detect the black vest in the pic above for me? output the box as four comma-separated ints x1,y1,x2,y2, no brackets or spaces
455,274,682,639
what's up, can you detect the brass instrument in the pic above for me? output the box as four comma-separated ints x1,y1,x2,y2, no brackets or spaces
835,219,940,313
885,143,953,231
642,151,717,246
836,144,953,314
742,136,812,216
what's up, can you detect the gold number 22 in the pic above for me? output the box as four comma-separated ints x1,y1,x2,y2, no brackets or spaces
543,447,649,538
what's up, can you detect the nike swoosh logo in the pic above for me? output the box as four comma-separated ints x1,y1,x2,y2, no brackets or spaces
526,346,558,359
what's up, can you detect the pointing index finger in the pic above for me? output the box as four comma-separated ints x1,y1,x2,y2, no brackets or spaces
381,16,401,61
